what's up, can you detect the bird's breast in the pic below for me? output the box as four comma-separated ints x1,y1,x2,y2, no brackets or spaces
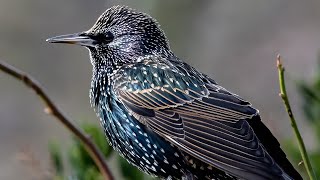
94,92,186,178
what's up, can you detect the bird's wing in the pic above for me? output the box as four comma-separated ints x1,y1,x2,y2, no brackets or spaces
113,59,291,179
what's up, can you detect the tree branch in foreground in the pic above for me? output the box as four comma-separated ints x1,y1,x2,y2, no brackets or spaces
277,55,316,180
0,60,113,180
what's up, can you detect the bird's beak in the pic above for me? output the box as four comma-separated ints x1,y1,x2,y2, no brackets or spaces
46,33,96,47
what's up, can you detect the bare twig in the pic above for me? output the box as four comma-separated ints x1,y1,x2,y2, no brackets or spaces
276,55,316,180
0,61,113,180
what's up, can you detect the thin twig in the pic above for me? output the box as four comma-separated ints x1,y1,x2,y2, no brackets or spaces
0,61,113,180
276,55,316,180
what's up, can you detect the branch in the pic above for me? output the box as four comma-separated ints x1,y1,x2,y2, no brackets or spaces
276,55,316,180
0,60,114,180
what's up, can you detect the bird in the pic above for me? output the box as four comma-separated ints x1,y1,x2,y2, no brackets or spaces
47,5,302,180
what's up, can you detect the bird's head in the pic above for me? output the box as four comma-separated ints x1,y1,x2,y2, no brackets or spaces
47,5,172,72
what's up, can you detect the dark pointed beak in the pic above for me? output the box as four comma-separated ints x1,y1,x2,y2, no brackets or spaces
46,33,96,47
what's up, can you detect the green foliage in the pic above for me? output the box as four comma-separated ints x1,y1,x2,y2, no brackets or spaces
285,58,320,178
48,141,64,179
118,155,145,180
298,61,320,125
297,60,320,177
48,122,148,180
68,123,113,180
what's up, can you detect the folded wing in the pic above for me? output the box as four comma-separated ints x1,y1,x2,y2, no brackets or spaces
113,58,298,179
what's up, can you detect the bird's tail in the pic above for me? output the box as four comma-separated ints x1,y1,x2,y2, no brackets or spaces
248,115,303,180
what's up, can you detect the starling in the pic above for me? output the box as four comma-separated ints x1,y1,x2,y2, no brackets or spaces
47,5,302,180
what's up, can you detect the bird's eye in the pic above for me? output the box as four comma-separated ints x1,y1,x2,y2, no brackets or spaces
88,32,114,43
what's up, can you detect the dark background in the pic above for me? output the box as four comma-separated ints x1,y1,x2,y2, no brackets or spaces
1,0,319,179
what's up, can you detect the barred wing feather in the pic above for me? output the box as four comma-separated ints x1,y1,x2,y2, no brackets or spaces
113,60,298,180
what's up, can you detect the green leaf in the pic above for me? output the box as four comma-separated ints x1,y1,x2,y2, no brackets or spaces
118,155,145,180
81,123,113,158
83,166,104,180
48,141,64,175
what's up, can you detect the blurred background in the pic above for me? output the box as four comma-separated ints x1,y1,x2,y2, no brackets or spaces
1,0,320,179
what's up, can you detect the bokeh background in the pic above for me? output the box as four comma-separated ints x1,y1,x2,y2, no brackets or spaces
1,0,320,179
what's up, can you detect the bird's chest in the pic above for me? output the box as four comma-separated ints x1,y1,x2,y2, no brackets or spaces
95,92,186,178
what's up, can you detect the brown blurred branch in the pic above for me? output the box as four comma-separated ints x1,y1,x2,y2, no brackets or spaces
0,60,113,180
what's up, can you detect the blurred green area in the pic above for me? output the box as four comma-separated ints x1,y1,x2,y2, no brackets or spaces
284,56,320,178
49,123,153,180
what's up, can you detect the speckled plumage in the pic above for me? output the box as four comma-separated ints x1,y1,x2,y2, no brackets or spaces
48,5,302,180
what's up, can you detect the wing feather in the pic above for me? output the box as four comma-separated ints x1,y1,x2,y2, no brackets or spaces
113,59,295,179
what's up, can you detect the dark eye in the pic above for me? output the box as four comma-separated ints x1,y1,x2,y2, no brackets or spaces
88,32,114,43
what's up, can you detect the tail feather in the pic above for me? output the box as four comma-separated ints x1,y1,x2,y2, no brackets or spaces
248,115,303,180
